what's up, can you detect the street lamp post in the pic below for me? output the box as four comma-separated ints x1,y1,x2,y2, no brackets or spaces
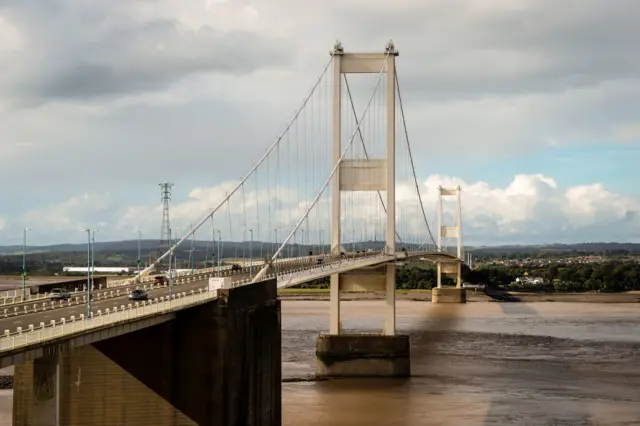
352,229,356,261
191,232,196,275
213,229,222,277
249,229,253,279
169,247,173,298
89,229,99,317
91,229,98,286
365,228,368,252
174,227,179,274
22,228,30,299
274,229,278,274
83,229,91,317
137,228,142,281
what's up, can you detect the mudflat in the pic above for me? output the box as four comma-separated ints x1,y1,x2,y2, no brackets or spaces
279,289,640,303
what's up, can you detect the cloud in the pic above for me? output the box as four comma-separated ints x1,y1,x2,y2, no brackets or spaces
0,0,291,104
0,0,638,246
421,174,640,245
6,174,639,246
20,192,113,241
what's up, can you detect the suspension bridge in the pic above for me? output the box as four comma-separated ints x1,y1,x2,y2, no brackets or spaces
2,41,468,425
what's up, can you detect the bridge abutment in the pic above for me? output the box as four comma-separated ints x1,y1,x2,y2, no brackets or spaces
13,280,281,426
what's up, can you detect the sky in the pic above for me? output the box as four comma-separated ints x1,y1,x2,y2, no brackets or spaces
0,0,639,247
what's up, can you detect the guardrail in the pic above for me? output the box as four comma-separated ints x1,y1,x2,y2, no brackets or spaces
0,273,223,319
0,251,421,312
0,250,420,352
0,288,216,352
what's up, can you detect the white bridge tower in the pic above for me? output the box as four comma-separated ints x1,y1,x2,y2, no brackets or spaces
329,40,399,336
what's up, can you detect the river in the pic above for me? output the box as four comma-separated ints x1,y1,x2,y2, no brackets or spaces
282,300,640,426
0,300,638,425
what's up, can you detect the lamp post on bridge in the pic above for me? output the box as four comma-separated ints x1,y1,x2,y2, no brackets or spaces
274,229,278,275
168,246,174,298
213,229,222,277
90,229,99,317
249,229,253,279
91,229,98,288
82,229,91,317
21,228,30,299
136,228,143,281
365,228,368,252
352,229,356,261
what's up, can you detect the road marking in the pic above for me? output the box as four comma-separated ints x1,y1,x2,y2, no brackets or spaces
13,321,22,324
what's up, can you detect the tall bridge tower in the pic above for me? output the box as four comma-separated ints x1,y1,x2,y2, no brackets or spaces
328,40,399,337
316,41,411,380
436,185,464,288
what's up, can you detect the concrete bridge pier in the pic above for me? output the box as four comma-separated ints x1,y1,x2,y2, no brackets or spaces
316,264,411,378
12,280,281,426
432,261,467,303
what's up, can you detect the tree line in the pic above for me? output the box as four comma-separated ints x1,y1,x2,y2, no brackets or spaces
296,262,640,292
2,251,639,292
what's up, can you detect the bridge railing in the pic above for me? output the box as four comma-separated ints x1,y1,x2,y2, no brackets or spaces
0,288,217,352
0,251,399,352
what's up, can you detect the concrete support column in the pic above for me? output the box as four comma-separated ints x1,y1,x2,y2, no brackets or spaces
329,273,340,335
436,263,442,288
13,355,61,426
384,264,395,336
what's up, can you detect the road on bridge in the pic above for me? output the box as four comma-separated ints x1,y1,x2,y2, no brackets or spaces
0,271,255,335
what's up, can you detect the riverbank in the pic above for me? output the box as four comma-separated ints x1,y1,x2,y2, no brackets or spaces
278,288,640,303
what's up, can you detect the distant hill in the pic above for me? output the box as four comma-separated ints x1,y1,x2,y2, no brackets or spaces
0,239,404,257
1,240,639,256
469,242,640,254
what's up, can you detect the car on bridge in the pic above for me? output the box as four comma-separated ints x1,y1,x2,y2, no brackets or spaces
153,275,168,285
128,289,148,301
50,288,70,301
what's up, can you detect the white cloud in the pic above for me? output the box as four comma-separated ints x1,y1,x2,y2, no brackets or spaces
0,0,639,246
419,174,640,244
20,192,113,240
0,15,22,54
7,174,639,246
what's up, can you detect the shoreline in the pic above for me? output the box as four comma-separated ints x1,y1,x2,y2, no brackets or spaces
278,289,640,303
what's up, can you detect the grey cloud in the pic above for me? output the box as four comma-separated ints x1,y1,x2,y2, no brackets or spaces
1,0,639,245
1,1,291,102
327,0,640,100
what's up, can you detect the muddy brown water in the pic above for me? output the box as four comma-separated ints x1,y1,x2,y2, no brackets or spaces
0,300,637,425
282,301,640,426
